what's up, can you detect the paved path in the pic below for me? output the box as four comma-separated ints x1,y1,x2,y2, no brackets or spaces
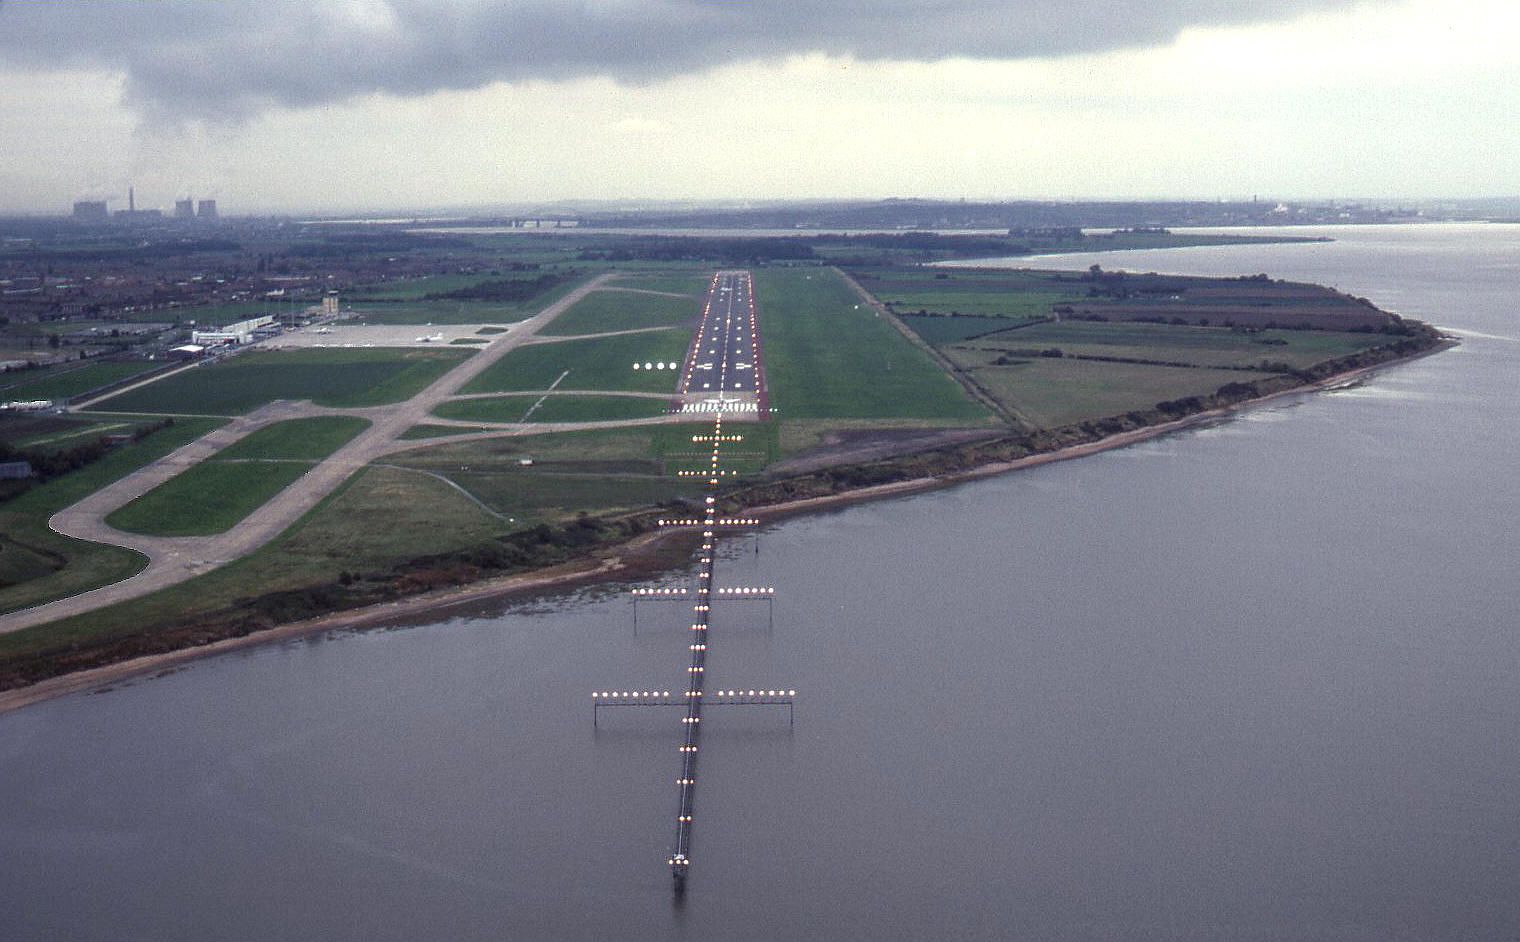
598,285,698,299
529,325,681,343
0,273,618,635
441,388,676,402
70,361,203,410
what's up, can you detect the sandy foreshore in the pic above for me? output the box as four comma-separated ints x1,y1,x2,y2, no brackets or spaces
0,341,1452,717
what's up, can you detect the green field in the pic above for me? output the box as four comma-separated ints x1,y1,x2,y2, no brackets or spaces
609,272,713,296
351,272,539,300
106,416,370,536
541,290,701,335
95,348,471,414
0,360,161,400
897,314,1033,345
435,394,669,424
348,270,588,319
353,273,502,299
398,423,493,439
393,422,778,478
753,269,989,421
854,267,1088,318
967,358,1275,428
957,321,1387,370
460,331,691,395
106,462,314,537
0,417,225,614
389,424,739,523
6,319,126,337
448,471,698,525
883,288,1076,317
215,416,371,460
0,414,130,450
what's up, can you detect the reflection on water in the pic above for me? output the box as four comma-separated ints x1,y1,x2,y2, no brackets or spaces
2,225,1518,941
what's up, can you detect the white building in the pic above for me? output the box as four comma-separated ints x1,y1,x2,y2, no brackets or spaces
192,315,275,346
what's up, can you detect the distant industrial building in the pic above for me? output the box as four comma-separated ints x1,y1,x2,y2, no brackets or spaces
76,190,218,223
114,187,162,223
322,292,339,315
72,200,109,222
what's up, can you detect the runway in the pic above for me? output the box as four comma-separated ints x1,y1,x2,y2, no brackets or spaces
675,271,765,416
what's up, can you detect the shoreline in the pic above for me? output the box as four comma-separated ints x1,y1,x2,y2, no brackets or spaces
0,339,1453,716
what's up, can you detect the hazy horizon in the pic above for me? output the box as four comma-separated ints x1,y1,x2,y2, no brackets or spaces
2,0,1516,214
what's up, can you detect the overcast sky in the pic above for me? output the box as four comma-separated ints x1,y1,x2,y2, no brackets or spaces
0,0,1514,215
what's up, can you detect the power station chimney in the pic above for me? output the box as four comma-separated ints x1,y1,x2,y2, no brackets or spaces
129,186,135,213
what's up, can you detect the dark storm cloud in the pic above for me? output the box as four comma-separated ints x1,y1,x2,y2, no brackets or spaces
0,0,1356,118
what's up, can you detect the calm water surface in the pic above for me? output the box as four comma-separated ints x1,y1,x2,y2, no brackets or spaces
3,224,1517,940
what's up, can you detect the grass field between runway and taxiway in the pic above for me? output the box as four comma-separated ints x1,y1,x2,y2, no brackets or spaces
104,416,371,537
540,289,703,336
459,330,692,395
434,394,670,424
608,272,714,296
751,268,991,422
92,348,473,415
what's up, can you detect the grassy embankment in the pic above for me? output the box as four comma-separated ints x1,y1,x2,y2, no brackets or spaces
105,416,371,537
94,347,471,414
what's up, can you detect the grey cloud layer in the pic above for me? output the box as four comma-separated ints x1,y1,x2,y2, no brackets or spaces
0,0,1355,117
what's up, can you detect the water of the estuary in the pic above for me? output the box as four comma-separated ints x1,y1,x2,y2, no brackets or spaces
2,224,1517,940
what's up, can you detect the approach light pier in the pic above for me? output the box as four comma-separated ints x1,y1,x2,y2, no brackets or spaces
594,272,790,895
